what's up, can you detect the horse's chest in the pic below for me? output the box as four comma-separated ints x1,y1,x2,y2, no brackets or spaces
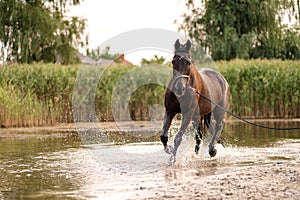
165,93,181,112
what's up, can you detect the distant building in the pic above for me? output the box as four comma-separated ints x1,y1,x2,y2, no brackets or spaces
77,52,133,66
76,53,98,65
97,58,115,65
117,54,133,65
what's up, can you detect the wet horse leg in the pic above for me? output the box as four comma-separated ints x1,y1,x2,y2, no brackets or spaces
171,110,194,163
160,111,176,154
192,117,203,155
208,106,225,157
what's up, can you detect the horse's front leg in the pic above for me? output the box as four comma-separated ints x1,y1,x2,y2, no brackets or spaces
160,111,175,154
171,109,194,163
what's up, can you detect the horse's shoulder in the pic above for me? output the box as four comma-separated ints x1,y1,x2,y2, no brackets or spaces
198,68,228,87
198,68,219,78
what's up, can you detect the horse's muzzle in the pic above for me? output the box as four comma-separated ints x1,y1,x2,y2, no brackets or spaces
174,87,186,97
173,75,189,97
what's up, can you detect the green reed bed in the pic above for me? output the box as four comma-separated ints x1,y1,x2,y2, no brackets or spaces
218,59,300,118
0,63,78,127
0,60,299,127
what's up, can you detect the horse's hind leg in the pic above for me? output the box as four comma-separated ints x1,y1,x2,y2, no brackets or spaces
208,106,225,157
192,118,203,155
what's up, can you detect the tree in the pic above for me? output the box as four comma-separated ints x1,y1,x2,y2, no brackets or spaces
86,46,121,61
141,55,166,65
0,0,87,64
178,0,300,60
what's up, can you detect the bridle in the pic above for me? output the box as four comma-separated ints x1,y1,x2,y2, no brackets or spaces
173,74,189,83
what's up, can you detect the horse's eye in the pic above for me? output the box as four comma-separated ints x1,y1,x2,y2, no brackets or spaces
172,59,176,65
172,55,179,65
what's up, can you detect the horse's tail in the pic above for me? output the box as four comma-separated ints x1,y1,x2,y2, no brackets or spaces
199,112,211,135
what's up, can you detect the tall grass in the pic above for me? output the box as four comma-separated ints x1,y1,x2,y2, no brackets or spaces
0,85,45,127
219,59,300,118
0,60,299,128
0,63,77,127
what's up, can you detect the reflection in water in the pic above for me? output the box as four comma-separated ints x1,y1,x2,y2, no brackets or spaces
0,121,299,199
0,133,83,199
222,121,300,147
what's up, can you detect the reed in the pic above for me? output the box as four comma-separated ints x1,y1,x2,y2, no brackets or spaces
218,59,300,118
0,60,299,127
0,63,77,127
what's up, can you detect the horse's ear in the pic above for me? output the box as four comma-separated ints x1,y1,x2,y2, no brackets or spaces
175,39,180,50
185,40,191,51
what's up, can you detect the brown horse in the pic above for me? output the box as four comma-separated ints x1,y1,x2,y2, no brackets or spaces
160,39,230,163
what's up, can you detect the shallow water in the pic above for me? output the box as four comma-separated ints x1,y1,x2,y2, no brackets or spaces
0,121,299,199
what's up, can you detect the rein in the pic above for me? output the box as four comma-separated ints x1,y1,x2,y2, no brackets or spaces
187,86,300,131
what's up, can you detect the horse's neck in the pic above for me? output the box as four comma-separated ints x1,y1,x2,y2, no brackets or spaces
190,65,208,93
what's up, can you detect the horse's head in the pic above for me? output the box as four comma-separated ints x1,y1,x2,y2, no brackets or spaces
172,39,192,97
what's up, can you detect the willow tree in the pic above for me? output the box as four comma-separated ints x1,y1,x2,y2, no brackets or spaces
179,0,300,60
0,0,87,64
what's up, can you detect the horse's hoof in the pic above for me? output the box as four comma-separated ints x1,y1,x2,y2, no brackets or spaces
164,145,174,154
209,148,217,157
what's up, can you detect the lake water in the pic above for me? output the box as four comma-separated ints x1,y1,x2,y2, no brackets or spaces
0,121,299,199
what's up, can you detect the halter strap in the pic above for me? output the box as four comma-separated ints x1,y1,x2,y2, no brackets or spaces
174,74,189,82
174,53,192,63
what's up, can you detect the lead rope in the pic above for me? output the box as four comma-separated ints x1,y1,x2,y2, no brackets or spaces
188,86,300,131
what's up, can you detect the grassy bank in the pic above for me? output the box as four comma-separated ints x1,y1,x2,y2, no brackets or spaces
0,60,299,128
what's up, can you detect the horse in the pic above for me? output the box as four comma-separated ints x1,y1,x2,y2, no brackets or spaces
160,39,230,163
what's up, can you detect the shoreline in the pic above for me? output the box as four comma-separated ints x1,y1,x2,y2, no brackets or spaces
1,118,299,134
145,162,300,199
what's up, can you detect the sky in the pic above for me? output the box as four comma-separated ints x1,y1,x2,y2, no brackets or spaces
68,0,187,64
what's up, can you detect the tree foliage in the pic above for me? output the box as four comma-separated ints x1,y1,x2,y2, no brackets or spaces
86,46,121,61
179,0,300,60
0,0,87,64
141,55,166,65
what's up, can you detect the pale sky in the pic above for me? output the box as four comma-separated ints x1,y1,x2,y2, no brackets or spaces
69,0,187,64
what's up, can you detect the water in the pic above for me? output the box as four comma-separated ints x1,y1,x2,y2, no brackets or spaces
0,121,299,199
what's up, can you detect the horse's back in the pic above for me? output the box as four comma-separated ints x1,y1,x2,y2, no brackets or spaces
198,68,229,103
